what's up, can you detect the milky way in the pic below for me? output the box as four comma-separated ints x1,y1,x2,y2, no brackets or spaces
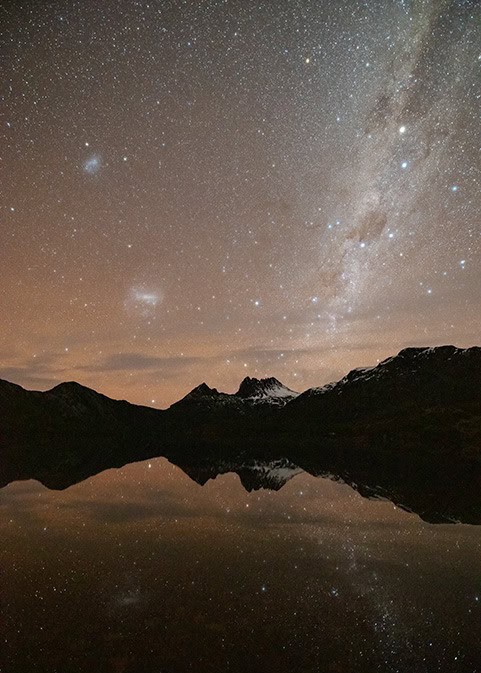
1,0,480,406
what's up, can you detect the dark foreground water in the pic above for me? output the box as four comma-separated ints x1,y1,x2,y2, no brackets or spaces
1,457,480,673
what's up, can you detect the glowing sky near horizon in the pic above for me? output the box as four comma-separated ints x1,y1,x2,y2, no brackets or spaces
1,0,480,407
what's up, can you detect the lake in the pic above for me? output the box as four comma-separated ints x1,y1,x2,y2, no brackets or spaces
1,457,480,672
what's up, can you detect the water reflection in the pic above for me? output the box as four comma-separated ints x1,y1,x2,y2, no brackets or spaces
1,458,480,672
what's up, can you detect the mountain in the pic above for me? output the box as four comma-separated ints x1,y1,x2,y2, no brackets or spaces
281,345,481,461
294,345,481,414
179,458,303,492
1,345,481,523
171,376,298,410
236,376,299,403
172,382,234,409
0,378,164,489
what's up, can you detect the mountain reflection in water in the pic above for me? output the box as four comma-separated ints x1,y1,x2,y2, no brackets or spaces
1,457,480,673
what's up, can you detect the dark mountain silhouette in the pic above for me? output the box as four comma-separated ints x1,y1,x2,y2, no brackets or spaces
1,345,481,523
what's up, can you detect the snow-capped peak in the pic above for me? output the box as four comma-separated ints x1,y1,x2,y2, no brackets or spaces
236,376,299,401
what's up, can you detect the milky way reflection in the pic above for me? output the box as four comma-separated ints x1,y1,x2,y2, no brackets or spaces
1,458,480,672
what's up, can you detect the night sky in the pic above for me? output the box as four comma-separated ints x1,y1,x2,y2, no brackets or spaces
2,0,480,407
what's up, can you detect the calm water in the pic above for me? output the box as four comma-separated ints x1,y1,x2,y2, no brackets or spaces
1,457,480,673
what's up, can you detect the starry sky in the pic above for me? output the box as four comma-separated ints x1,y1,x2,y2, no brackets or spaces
2,0,480,407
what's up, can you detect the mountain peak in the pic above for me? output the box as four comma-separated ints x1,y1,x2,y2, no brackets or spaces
171,382,227,407
236,376,298,400
185,382,220,398
48,381,97,397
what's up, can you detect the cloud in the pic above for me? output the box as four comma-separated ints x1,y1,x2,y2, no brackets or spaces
57,496,197,523
79,352,202,373
79,345,349,376
355,209,388,243
0,367,59,388
0,352,67,389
